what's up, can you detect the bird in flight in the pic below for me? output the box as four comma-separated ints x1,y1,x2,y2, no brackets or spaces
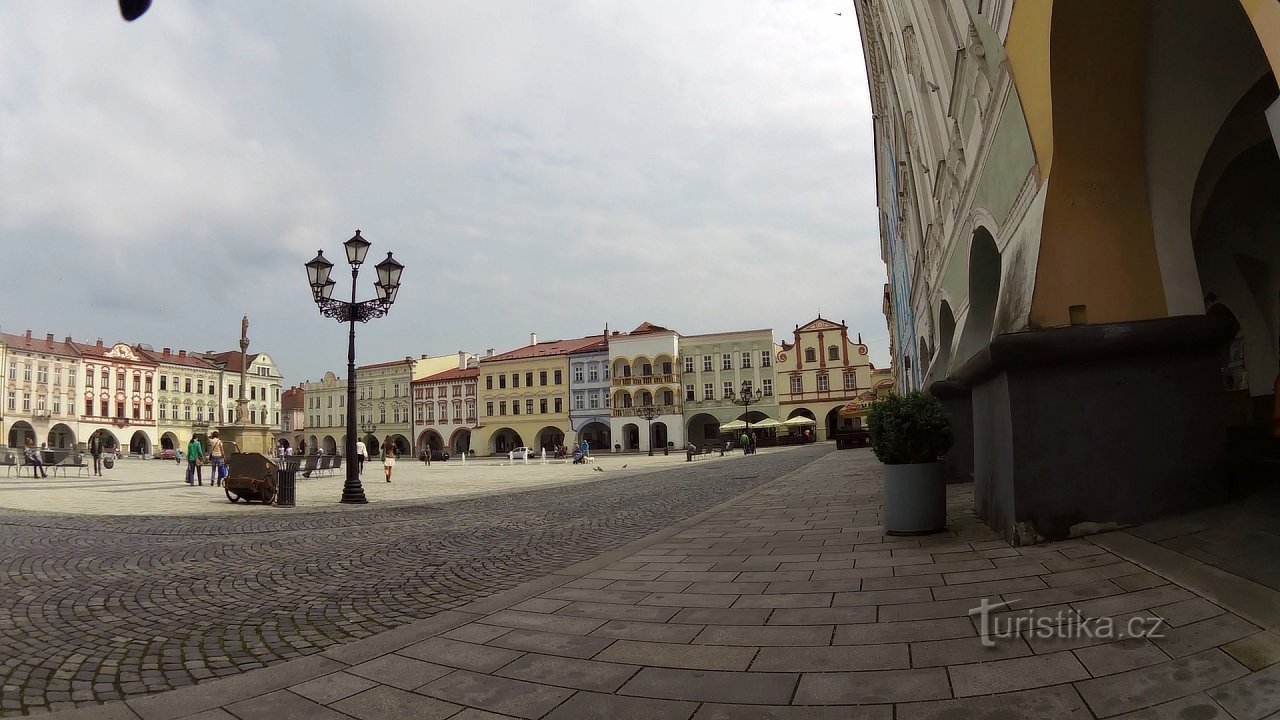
835,11,843,15
621,464,628,469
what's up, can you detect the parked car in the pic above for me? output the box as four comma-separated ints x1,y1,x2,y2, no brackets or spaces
508,446,536,460
429,448,450,461
155,448,179,460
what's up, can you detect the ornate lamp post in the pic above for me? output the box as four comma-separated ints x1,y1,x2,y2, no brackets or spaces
634,403,660,457
731,380,764,453
306,230,404,504
361,421,378,455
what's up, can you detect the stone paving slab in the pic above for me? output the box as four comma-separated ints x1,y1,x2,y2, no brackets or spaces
34,448,1280,720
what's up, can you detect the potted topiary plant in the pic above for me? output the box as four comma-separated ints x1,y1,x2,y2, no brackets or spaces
867,390,955,535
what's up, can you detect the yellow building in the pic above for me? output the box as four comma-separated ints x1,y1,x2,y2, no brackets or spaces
776,318,879,442
856,0,1280,542
474,333,603,455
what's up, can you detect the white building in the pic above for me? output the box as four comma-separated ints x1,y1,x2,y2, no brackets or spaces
607,322,684,452
2,331,83,452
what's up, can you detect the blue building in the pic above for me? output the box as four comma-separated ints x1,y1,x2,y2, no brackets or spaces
567,337,611,452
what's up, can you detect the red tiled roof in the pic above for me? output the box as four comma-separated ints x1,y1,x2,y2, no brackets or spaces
0,331,81,358
281,387,305,411
629,321,677,335
202,350,261,372
69,340,159,366
136,347,218,369
483,334,606,363
414,367,480,384
568,337,609,355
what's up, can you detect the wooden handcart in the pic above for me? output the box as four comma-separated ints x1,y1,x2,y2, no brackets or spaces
224,452,278,504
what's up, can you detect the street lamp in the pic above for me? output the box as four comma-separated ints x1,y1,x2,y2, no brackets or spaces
361,421,377,455
731,380,764,453
634,403,659,457
306,230,404,504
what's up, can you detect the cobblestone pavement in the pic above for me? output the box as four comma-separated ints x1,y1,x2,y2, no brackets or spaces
0,444,829,716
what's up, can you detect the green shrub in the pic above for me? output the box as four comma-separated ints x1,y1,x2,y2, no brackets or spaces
866,390,954,464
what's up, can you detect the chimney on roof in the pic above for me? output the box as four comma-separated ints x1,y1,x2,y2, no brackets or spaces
530,332,537,346
486,348,495,357
611,331,620,336
458,351,466,369
96,338,104,347
178,350,186,357
25,330,31,340
64,336,71,344
421,354,428,359
163,348,171,356
45,333,53,343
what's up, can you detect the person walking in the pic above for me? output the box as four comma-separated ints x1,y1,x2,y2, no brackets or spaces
208,431,225,487
381,436,397,483
740,432,750,455
25,438,47,478
89,432,103,476
355,438,367,475
185,436,205,485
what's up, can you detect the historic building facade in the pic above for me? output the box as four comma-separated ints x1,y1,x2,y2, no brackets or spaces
775,318,877,442
355,357,416,456
677,329,780,447
608,323,684,453
138,347,222,454
856,0,1280,541
301,371,346,455
72,339,159,457
2,331,83,452
474,333,600,455
279,385,304,450
567,338,611,453
200,351,283,435
412,362,479,458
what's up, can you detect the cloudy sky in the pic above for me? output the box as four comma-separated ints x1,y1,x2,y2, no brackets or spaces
0,1,881,385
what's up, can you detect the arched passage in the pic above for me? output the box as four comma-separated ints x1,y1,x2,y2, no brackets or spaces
129,431,151,456
417,430,444,455
934,301,957,381
48,423,76,450
7,422,34,449
955,227,1001,366
322,435,337,455
621,423,639,451
489,428,522,455
576,422,609,452
389,435,410,456
535,426,564,451
650,421,668,451
685,413,720,447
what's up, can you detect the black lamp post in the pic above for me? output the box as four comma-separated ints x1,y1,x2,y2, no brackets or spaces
306,230,404,504
361,421,377,456
731,380,764,453
634,403,659,457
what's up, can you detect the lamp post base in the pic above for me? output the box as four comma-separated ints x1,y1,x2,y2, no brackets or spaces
340,492,368,504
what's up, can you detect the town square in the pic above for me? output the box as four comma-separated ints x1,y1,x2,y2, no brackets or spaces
2,0,1280,718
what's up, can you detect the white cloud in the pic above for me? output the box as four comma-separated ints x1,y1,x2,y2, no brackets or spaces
0,0,887,380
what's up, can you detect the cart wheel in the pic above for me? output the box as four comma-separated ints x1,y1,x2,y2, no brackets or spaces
225,487,241,503
259,473,277,504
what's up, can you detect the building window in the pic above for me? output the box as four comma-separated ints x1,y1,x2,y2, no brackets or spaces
722,354,732,370
761,350,772,368
500,375,507,389
574,366,583,383
512,401,520,415
7,363,14,380
251,410,257,424
145,376,152,393
117,370,124,388
540,398,548,413
379,406,386,423
196,407,203,422
622,365,631,378
554,397,562,413
528,399,535,414
486,402,494,416
762,378,773,396
539,371,547,386
574,394,584,410
844,372,857,390
37,365,48,383
588,365,599,382
195,379,203,394
554,370,562,384
589,391,600,409
704,383,714,400
817,374,829,391
742,380,753,395
251,387,257,401
393,383,400,397
685,384,695,401
512,373,520,388
829,346,840,361
23,364,31,382
641,363,652,377
184,378,192,393
101,400,110,416
524,372,532,387
702,355,712,371
53,398,61,415
684,356,694,373
486,375,493,390
661,389,674,406
228,383,234,398
790,376,803,394
86,368,93,387
741,352,752,369
723,381,733,398
603,366,610,380
22,393,30,411
84,399,92,415
183,404,190,420
805,348,817,363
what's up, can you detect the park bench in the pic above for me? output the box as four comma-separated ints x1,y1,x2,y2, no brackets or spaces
51,453,90,478
0,449,18,477
299,454,320,478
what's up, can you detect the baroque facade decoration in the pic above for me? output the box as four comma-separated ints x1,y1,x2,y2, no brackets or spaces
855,0,1280,542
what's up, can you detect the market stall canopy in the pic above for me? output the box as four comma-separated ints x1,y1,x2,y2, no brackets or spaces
752,418,785,429
783,416,816,426
720,420,748,431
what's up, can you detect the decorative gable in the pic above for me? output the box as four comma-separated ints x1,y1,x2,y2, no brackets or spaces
106,343,140,361
795,318,845,334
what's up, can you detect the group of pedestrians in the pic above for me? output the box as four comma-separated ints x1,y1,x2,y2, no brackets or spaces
182,432,225,487
354,436,399,482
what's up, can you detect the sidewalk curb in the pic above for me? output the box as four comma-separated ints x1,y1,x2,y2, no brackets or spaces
49,449,827,720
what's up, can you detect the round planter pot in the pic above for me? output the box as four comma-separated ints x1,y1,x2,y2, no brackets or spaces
883,460,947,535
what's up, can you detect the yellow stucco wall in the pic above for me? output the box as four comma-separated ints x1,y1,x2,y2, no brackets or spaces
1240,0,1280,77
1005,0,1054,181
474,356,571,453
